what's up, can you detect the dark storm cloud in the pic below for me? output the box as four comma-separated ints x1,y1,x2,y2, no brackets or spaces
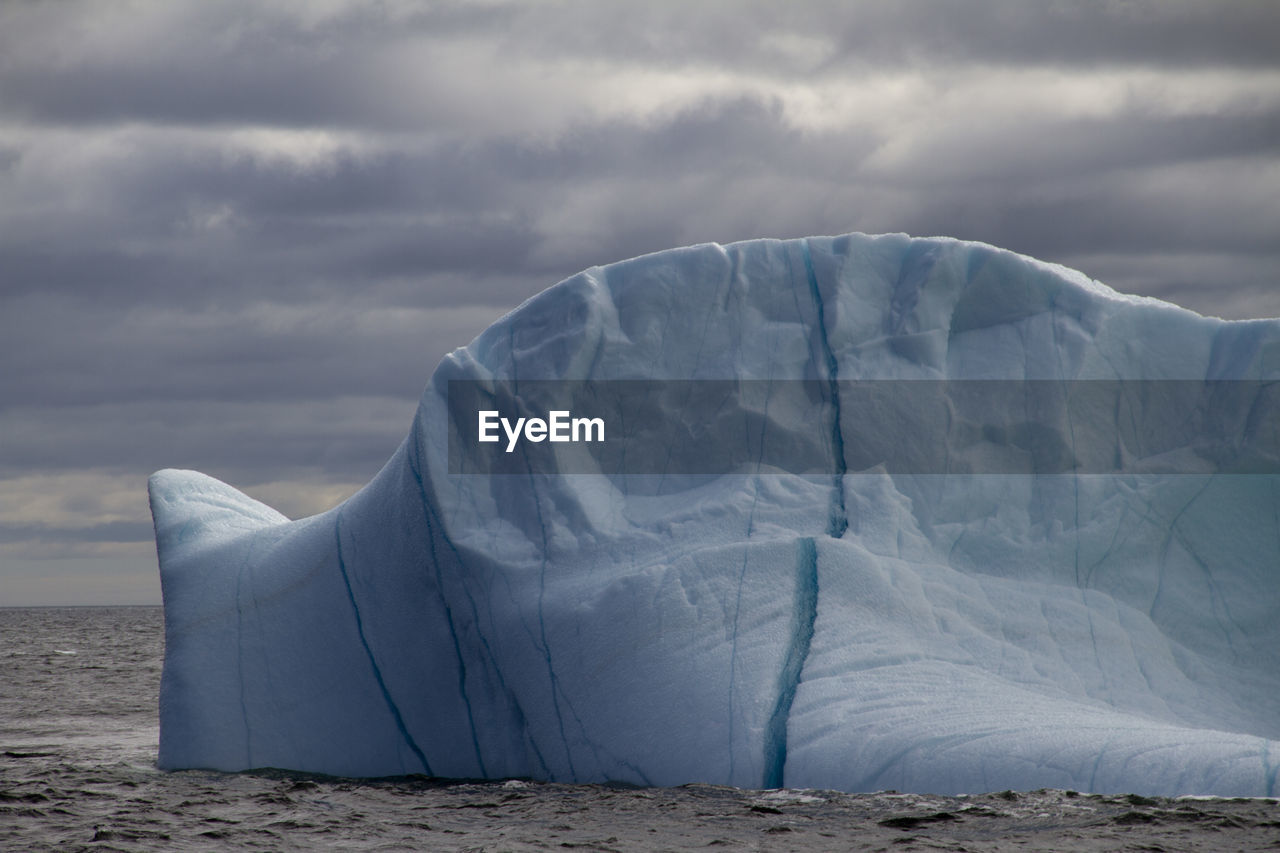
0,136,542,305
459,1,1280,74
891,156,1280,258
864,113,1280,187
0,521,155,546
5,2,1276,130
0,1,439,129
817,0,1280,71
0,94,873,308
0,397,414,483
0,60,370,129
0,290,499,414
14,86,1274,316
8,86,1276,284
1,0,1277,601
498,96,880,185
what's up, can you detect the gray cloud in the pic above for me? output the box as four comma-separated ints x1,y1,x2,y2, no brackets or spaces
5,2,1276,129
415,1,1280,75
0,397,414,484
0,521,155,546
820,1,1280,71
3,299,408,407
2,0,1277,602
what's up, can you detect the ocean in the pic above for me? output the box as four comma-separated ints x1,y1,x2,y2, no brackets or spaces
3,605,1278,851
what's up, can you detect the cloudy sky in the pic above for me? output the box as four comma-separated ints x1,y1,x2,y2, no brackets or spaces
3,0,1278,605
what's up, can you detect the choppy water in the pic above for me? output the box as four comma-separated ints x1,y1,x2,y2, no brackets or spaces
3,606,1279,851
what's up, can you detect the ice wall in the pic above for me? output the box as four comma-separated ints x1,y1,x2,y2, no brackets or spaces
150,234,1280,795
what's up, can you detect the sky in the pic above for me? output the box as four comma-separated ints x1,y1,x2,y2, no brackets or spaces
2,0,1278,605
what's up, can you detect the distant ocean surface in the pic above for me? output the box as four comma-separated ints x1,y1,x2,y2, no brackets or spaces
4,606,1279,852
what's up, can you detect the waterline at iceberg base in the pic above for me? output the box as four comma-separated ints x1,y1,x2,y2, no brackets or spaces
149,233,1280,796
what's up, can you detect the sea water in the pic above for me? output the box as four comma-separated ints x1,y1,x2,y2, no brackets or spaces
3,606,1278,851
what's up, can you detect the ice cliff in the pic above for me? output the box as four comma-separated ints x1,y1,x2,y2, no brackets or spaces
149,233,1280,796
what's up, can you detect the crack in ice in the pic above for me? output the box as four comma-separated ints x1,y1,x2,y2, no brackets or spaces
334,510,433,775
408,435,489,776
801,238,848,538
762,536,820,789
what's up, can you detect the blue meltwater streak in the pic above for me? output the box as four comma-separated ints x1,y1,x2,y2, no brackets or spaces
762,536,821,789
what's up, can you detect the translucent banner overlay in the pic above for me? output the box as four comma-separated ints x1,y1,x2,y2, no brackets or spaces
447,380,1280,476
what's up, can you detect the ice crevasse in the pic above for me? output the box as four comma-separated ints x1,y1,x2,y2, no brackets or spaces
149,233,1280,796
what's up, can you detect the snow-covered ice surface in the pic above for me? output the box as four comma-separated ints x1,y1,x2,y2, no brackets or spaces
149,233,1280,796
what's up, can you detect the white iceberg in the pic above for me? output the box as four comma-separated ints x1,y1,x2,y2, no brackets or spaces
149,233,1280,796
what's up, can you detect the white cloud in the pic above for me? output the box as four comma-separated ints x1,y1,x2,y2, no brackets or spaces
239,479,364,520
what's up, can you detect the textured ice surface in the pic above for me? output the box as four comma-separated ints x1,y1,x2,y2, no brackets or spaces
149,234,1280,795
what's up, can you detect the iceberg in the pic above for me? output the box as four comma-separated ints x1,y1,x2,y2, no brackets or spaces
149,233,1280,796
